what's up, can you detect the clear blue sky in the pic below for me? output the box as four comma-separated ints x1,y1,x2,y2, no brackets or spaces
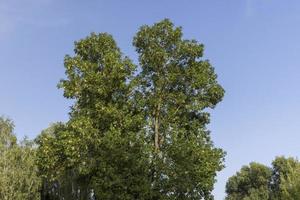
1,0,300,199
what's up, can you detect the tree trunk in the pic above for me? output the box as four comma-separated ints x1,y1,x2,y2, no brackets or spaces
154,102,161,152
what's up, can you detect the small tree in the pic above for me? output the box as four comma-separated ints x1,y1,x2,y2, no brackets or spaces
225,157,300,200
225,162,272,200
0,117,40,200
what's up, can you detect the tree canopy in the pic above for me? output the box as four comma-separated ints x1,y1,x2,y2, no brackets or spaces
35,19,225,200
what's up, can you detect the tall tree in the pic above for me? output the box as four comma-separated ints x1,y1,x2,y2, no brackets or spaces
37,33,152,200
37,19,225,200
133,19,225,199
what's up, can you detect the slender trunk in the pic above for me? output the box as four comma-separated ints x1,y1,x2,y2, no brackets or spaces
154,102,161,152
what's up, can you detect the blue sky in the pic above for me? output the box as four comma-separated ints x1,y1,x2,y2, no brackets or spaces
1,0,300,199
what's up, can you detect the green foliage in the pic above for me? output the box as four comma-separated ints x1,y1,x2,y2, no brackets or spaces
35,123,67,180
225,157,300,200
90,130,152,200
271,156,300,200
225,162,271,200
37,33,151,199
36,123,80,199
0,117,40,200
35,19,225,200
0,116,16,148
133,19,225,200
279,161,300,200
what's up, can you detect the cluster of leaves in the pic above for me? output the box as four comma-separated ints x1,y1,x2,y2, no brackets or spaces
225,156,300,200
0,117,40,200
36,19,225,200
